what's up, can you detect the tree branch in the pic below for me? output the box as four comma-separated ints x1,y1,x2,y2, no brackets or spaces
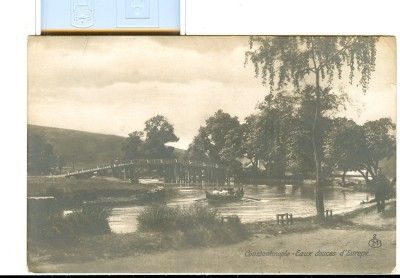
358,169,368,181
316,37,357,71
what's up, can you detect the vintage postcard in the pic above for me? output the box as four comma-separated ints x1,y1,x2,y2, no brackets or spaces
27,36,396,274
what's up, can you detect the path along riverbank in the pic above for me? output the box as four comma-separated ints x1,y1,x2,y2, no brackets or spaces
30,200,396,274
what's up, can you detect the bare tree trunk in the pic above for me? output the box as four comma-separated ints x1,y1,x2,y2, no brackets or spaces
312,69,325,221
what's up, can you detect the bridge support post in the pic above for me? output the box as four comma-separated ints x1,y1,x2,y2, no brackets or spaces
179,165,184,186
163,165,168,184
173,164,178,184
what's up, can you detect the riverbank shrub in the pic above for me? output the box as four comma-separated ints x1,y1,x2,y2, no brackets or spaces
137,204,249,247
65,205,111,236
137,205,179,231
28,204,111,246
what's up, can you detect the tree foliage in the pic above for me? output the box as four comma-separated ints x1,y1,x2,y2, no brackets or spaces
326,117,396,183
143,115,179,159
123,115,179,160
56,154,67,174
188,110,243,169
144,115,179,144
243,92,296,177
245,36,378,218
28,134,57,175
325,118,367,177
122,131,144,160
242,114,263,170
245,36,377,92
362,118,396,179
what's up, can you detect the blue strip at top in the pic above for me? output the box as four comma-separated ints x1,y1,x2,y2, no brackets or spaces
41,0,180,33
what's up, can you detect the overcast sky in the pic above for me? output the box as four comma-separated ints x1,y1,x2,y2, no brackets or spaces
28,36,396,149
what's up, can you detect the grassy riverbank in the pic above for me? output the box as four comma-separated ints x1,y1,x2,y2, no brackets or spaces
28,204,249,269
28,176,151,198
37,226,395,274
28,201,396,273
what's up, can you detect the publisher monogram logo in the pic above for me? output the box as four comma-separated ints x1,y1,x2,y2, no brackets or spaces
368,234,382,248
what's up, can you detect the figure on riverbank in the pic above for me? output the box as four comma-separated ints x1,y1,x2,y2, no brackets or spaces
374,170,389,213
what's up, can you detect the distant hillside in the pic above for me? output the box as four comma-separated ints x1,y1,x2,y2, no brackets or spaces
28,125,125,167
28,125,187,168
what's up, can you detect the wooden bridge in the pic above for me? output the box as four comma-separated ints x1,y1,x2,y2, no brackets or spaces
65,159,234,186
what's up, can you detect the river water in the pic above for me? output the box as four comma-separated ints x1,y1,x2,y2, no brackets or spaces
108,184,373,234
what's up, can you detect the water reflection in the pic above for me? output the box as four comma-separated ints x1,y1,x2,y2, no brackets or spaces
108,184,373,234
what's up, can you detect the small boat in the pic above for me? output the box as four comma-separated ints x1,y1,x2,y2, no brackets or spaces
205,187,244,203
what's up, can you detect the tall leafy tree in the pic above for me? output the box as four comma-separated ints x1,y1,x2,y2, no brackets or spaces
242,114,263,171
28,134,56,175
254,92,296,178
325,118,367,185
143,115,179,159
246,36,378,219
362,118,396,180
186,127,213,162
122,131,144,160
292,85,346,178
326,117,395,185
188,110,243,173
56,154,67,175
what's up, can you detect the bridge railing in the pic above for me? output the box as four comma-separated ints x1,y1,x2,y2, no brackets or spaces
65,158,224,177
109,158,221,168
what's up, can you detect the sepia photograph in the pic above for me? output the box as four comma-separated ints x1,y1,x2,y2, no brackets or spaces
27,35,396,273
